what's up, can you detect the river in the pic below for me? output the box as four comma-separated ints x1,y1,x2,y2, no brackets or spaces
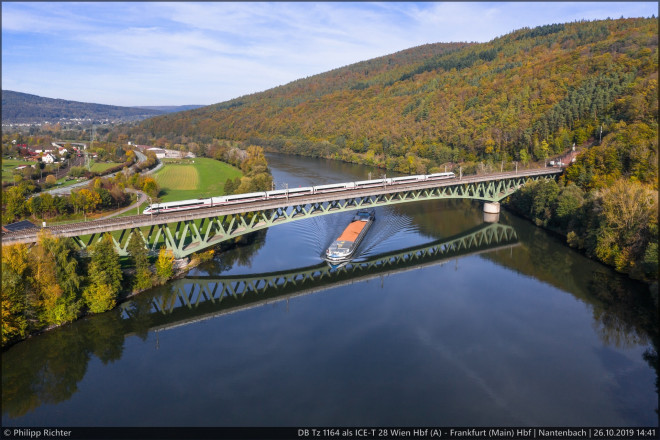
2,153,657,427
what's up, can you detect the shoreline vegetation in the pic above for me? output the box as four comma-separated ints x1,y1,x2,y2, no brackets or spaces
1,146,273,349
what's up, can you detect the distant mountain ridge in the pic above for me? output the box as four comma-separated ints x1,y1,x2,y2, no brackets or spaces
1,90,203,124
136,105,205,113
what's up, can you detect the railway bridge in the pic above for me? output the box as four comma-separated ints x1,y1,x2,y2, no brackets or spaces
1,168,560,259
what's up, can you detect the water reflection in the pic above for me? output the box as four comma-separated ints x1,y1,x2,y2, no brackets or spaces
2,214,657,421
130,222,519,330
2,309,126,419
2,221,513,419
3,153,658,424
485,211,659,417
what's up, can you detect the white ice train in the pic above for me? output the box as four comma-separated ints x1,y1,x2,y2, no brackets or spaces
142,172,455,215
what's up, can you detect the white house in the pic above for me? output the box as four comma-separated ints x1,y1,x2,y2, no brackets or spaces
147,147,167,159
33,148,56,155
41,153,56,164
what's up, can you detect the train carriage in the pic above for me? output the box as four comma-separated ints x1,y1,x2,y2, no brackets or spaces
142,172,456,215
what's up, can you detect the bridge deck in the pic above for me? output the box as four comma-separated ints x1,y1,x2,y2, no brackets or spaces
1,168,561,247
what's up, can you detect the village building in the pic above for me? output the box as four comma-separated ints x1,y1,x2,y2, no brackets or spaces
41,153,57,164
147,147,167,159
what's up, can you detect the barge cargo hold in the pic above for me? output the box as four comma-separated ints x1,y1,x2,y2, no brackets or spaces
325,210,375,263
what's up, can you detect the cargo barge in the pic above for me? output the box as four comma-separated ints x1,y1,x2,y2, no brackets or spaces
325,210,375,262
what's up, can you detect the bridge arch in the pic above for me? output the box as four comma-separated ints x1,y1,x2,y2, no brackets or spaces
1,169,559,259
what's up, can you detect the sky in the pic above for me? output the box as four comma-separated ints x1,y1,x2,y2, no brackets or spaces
2,2,657,107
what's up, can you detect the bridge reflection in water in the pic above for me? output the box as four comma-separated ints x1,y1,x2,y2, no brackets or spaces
121,222,518,332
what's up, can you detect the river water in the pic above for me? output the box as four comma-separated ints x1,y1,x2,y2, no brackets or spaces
2,154,657,427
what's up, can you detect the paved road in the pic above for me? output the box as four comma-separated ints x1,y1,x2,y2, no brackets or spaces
33,149,153,219
42,178,94,197
38,149,157,197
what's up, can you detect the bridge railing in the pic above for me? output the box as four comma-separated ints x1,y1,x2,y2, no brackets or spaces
1,168,558,259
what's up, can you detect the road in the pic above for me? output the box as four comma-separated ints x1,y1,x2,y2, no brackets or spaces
39,149,156,197
34,149,153,220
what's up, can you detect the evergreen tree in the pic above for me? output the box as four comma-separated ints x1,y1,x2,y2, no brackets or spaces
224,177,236,195
83,234,122,313
126,232,152,292
38,234,82,325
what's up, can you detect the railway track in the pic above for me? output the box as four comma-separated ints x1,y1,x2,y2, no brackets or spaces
1,167,562,245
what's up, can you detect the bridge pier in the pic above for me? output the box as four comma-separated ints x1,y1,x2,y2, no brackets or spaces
483,202,500,214
483,202,500,223
484,202,500,214
1,169,560,257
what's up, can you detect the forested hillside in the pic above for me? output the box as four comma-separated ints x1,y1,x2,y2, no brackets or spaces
121,17,658,283
131,18,656,177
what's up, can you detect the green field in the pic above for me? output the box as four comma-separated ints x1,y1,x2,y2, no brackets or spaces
89,161,122,173
2,158,34,182
153,157,242,202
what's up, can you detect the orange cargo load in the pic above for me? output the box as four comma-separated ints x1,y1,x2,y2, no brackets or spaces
336,221,367,243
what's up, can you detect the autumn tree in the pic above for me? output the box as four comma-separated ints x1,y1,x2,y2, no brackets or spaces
592,179,658,276
45,174,57,187
142,177,159,198
155,248,175,283
78,189,102,214
2,186,27,223
83,234,122,313
1,244,31,345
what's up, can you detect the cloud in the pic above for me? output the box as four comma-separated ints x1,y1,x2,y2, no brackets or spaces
2,2,657,106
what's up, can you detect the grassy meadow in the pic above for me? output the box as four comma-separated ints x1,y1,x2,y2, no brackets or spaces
89,160,122,173
153,157,242,203
2,158,34,182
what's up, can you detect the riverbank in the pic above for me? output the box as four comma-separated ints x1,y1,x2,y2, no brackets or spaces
3,168,655,426
0,228,265,351
504,186,658,296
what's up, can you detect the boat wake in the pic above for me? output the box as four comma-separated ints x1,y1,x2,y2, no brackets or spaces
352,208,419,259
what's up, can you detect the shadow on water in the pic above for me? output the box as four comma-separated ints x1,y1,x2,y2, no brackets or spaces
3,150,658,424
2,210,658,420
485,211,659,418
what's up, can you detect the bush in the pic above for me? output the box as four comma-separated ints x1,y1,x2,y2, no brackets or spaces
45,174,57,187
83,284,116,314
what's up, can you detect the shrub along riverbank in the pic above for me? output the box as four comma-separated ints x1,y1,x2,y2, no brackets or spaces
2,147,274,349
505,176,657,287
